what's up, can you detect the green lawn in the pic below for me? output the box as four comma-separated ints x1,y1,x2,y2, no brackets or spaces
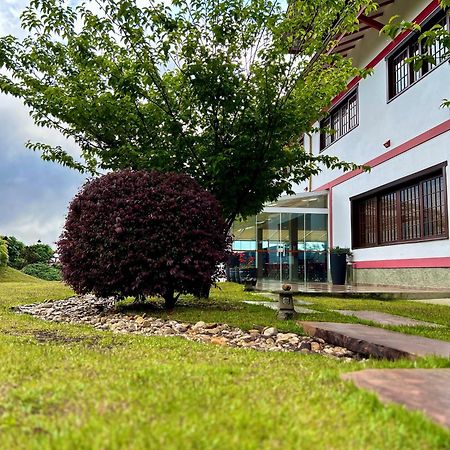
0,278,449,449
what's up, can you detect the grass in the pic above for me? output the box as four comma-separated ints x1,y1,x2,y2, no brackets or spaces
0,280,449,449
0,266,42,283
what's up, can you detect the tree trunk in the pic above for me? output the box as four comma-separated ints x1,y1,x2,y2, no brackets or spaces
133,294,146,303
163,289,177,310
198,282,211,299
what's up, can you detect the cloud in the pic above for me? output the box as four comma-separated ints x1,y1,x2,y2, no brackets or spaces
0,2,87,246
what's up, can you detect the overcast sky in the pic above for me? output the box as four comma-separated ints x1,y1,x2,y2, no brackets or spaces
0,0,87,246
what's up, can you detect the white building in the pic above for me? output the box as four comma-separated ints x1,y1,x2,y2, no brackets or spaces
306,0,450,288
232,0,450,289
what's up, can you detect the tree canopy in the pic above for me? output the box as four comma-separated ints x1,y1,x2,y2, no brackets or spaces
0,0,376,226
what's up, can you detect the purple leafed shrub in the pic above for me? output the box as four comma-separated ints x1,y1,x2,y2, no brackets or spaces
58,170,229,308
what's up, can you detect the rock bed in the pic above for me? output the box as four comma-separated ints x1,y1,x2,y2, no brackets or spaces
15,295,361,360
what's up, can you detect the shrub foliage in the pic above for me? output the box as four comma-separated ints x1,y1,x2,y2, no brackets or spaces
0,238,8,267
4,236,26,269
58,170,229,308
22,263,61,281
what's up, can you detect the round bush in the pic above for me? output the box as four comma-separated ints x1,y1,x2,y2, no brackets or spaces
58,170,229,308
22,263,61,281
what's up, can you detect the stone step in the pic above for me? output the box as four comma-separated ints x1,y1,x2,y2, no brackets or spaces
342,369,450,428
300,321,450,360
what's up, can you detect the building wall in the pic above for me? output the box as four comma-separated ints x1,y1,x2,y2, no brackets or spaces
298,1,450,287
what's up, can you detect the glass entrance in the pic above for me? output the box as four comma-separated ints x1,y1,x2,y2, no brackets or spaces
232,194,328,284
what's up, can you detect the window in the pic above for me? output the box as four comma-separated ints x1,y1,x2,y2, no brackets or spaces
388,11,450,99
320,90,358,151
352,166,448,248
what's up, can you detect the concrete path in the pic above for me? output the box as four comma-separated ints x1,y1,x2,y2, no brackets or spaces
342,369,450,428
332,310,441,327
300,321,450,359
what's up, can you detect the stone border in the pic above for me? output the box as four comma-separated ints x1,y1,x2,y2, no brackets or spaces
14,295,362,360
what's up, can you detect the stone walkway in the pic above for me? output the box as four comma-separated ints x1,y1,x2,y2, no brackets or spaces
342,369,450,428
332,310,441,327
301,321,450,360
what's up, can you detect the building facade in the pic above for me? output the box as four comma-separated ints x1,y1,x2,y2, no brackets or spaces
306,0,450,288
232,0,450,289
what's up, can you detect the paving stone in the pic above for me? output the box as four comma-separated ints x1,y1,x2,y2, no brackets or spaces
243,300,278,310
300,321,450,360
332,310,441,327
294,306,320,314
342,369,450,428
243,301,320,314
412,298,450,307
253,292,313,305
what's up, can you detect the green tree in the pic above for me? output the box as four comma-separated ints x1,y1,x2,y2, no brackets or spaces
3,236,26,269
21,262,61,281
23,243,54,265
0,238,8,267
0,0,376,228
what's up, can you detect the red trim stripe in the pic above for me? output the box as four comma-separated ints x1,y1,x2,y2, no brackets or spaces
332,1,440,106
353,257,450,269
328,188,333,249
315,119,450,191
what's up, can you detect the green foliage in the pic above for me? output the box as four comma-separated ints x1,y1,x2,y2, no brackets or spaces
21,262,61,281
0,238,8,267
22,243,54,265
3,236,26,269
329,246,352,256
0,0,376,226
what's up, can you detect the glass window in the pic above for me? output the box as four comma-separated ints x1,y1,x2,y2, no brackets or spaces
388,11,449,99
320,91,358,151
352,168,448,248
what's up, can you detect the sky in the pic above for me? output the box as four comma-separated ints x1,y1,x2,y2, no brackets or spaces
0,0,87,246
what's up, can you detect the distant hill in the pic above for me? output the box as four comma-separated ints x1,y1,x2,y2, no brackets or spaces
0,266,43,283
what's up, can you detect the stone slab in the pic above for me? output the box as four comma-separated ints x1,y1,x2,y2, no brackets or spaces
300,321,450,360
243,301,319,314
412,298,450,307
342,369,450,428
253,292,313,305
332,310,441,327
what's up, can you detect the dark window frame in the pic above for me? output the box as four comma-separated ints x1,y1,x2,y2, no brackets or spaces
387,10,450,101
351,163,449,249
320,89,359,152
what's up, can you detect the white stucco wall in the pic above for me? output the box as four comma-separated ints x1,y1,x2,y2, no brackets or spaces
308,55,450,190
331,133,450,261
293,1,450,262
